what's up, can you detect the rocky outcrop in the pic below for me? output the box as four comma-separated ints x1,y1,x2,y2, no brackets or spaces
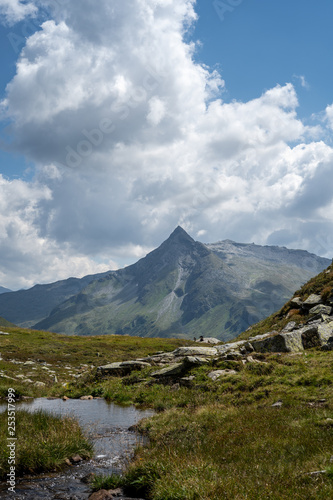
97,361,151,376
96,289,333,381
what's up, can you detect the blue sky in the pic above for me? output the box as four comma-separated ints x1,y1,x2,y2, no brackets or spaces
0,0,332,290
195,0,333,119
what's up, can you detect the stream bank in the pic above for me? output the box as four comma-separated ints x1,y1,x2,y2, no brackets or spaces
0,398,154,499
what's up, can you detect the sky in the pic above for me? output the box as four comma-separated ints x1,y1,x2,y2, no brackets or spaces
0,0,333,291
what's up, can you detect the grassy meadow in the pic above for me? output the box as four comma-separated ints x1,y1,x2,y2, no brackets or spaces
1,324,333,498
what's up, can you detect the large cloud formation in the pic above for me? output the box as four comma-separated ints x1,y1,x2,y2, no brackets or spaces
0,0,333,289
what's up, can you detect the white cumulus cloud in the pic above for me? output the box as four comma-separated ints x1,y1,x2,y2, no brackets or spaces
0,0,333,289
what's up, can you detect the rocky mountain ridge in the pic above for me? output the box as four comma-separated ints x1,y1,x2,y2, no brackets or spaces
0,227,330,341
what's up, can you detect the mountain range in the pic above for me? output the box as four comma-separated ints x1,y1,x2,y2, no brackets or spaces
0,227,330,341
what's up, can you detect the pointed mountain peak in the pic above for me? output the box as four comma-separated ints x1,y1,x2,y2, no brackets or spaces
167,226,195,244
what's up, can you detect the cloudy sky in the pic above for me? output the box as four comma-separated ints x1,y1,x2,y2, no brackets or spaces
0,0,333,290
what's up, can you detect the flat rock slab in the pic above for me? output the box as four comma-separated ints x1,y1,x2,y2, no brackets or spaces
172,346,218,357
195,337,221,344
309,304,332,316
303,294,322,307
97,360,151,375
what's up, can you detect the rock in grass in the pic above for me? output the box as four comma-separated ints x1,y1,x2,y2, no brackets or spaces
179,376,196,387
318,321,333,344
271,401,283,407
303,294,322,307
97,360,151,376
183,356,210,367
152,363,185,378
172,346,217,357
208,370,237,381
251,331,303,353
309,304,332,315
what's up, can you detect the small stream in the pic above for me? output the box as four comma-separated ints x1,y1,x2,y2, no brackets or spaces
0,398,154,499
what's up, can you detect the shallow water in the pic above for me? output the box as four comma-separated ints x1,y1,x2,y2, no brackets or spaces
0,398,154,499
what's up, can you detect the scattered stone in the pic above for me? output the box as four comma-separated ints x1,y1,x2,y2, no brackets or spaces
80,395,94,400
290,297,303,307
63,396,70,401
309,304,332,316
179,376,196,388
24,361,36,366
303,294,322,307
71,455,83,463
271,401,283,407
0,331,9,335
97,360,151,376
65,458,72,466
183,356,210,367
282,321,297,332
208,370,237,381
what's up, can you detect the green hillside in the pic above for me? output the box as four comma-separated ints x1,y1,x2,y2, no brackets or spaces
0,316,16,328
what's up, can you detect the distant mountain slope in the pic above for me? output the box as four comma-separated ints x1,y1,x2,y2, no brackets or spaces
0,286,12,294
0,316,16,328
0,272,110,328
24,227,330,341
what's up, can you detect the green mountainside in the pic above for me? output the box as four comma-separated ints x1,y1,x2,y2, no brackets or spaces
0,227,330,340
12,226,328,341
0,272,109,328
